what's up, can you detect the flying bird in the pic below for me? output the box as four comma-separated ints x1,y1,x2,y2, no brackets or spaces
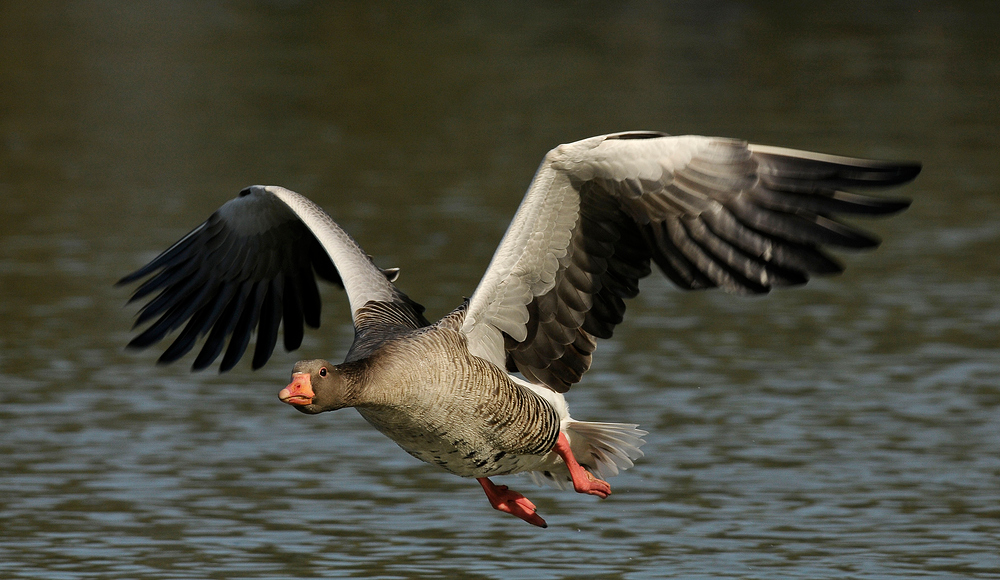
119,132,919,527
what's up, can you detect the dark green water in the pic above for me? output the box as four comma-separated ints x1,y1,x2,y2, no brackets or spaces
2,2,998,578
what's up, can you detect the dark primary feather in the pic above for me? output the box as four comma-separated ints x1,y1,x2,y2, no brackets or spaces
117,193,348,372
119,211,332,371
119,189,426,372
504,138,919,392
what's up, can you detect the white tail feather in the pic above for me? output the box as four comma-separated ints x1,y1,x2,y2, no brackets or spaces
528,421,647,490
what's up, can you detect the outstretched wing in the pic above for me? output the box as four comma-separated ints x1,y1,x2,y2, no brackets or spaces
461,132,919,392
118,185,427,371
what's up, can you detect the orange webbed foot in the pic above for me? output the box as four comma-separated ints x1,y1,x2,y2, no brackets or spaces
477,477,547,528
553,432,611,498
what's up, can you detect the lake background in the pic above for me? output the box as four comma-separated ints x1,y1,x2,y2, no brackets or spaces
1,2,998,579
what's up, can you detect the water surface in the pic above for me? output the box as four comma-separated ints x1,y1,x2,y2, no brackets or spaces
1,2,998,579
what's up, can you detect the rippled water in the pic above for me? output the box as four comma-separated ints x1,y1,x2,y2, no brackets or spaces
2,3,998,579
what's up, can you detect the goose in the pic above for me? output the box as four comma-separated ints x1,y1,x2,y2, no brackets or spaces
118,131,919,527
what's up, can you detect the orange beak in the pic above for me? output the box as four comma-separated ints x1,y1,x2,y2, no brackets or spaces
279,373,314,406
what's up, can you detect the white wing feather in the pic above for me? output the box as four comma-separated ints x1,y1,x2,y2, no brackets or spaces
263,185,396,320
461,133,713,367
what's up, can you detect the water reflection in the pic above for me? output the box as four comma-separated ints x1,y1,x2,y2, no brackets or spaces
2,2,999,579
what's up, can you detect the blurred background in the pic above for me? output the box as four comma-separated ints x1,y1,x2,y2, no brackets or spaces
1,2,997,579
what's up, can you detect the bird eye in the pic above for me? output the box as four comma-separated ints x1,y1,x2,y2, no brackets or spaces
319,367,327,377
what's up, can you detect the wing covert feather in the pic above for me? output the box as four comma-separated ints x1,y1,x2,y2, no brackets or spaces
462,132,918,392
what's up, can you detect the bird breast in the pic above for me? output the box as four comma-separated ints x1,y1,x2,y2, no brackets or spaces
350,326,562,478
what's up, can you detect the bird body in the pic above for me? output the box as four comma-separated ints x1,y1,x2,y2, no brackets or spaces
281,302,645,486
119,132,919,527
328,307,564,479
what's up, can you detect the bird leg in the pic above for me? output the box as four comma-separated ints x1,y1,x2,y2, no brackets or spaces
477,477,547,528
552,432,611,498
477,432,609,528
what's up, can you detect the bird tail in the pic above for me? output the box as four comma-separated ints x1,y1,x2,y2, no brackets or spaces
527,421,647,490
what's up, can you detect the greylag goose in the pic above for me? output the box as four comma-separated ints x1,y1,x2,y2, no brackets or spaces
119,132,919,527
